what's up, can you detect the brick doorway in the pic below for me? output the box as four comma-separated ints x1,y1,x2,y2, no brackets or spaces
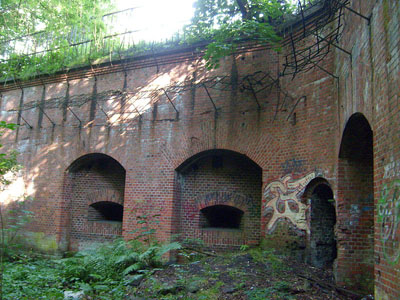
304,179,337,269
337,113,374,293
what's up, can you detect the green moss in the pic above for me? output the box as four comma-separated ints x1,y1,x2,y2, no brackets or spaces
27,232,58,253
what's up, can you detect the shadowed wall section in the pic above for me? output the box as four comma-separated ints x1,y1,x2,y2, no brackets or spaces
174,149,262,250
303,178,337,269
64,153,126,250
337,113,374,293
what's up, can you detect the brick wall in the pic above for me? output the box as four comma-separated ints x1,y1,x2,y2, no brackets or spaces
1,1,400,296
64,153,126,250
174,150,262,250
304,178,337,269
0,45,337,254
336,113,374,293
334,0,400,298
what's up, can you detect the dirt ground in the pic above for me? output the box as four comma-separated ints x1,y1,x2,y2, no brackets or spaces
128,250,372,300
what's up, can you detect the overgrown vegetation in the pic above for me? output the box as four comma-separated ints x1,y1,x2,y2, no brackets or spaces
0,244,305,299
0,0,114,81
2,238,181,299
183,0,296,69
0,0,314,81
0,121,23,299
1,231,351,300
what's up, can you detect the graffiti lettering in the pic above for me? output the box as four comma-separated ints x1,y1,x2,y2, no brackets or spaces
384,161,400,179
378,180,400,264
281,159,305,174
263,172,317,233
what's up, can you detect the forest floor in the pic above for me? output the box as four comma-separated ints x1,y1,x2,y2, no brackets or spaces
3,242,373,300
128,250,372,300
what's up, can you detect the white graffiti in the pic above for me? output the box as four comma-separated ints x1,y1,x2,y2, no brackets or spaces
263,172,316,233
384,160,400,179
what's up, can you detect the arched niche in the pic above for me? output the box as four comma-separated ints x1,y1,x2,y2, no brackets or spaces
304,178,336,269
65,153,126,250
337,113,374,293
200,205,244,229
88,201,124,222
174,149,262,250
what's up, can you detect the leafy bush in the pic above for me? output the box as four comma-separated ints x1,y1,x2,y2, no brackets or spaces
0,203,33,261
2,238,181,299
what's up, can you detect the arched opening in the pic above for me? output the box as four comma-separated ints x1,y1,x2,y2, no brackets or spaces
200,205,244,229
337,113,374,293
88,201,124,222
65,153,126,251
174,149,262,250
304,179,336,269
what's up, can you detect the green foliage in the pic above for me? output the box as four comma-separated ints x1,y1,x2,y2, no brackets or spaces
196,280,223,300
4,260,64,299
177,237,207,262
2,238,181,299
0,203,33,260
0,0,114,81
59,238,181,283
129,213,162,245
1,0,299,80
184,0,295,69
240,244,250,251
0,121,19,185
0,0,112,46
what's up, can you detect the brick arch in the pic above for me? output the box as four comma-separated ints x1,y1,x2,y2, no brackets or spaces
159,128,279,171
337,112,374,293
303,177,337,269
175,148,262,172
338,112,373,159
86,188,124,206
302,177,333,202
194,191,252,213
66,152,126,173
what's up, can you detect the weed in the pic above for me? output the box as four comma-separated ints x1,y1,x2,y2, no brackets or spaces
240,244,250,252
2,237,181,299
196,280,223,300
249,248,289,273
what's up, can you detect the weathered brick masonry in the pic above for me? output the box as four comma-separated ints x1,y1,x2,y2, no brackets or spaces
0,0,399,298
334,0,400,298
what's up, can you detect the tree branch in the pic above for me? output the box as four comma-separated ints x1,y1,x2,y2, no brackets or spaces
236,0,250,20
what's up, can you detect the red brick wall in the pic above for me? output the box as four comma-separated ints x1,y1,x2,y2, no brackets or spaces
0,46,337,253
337,156,374,292
65,154,125,250
174,150,262,249
6,1,400,294
334,0,400,298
